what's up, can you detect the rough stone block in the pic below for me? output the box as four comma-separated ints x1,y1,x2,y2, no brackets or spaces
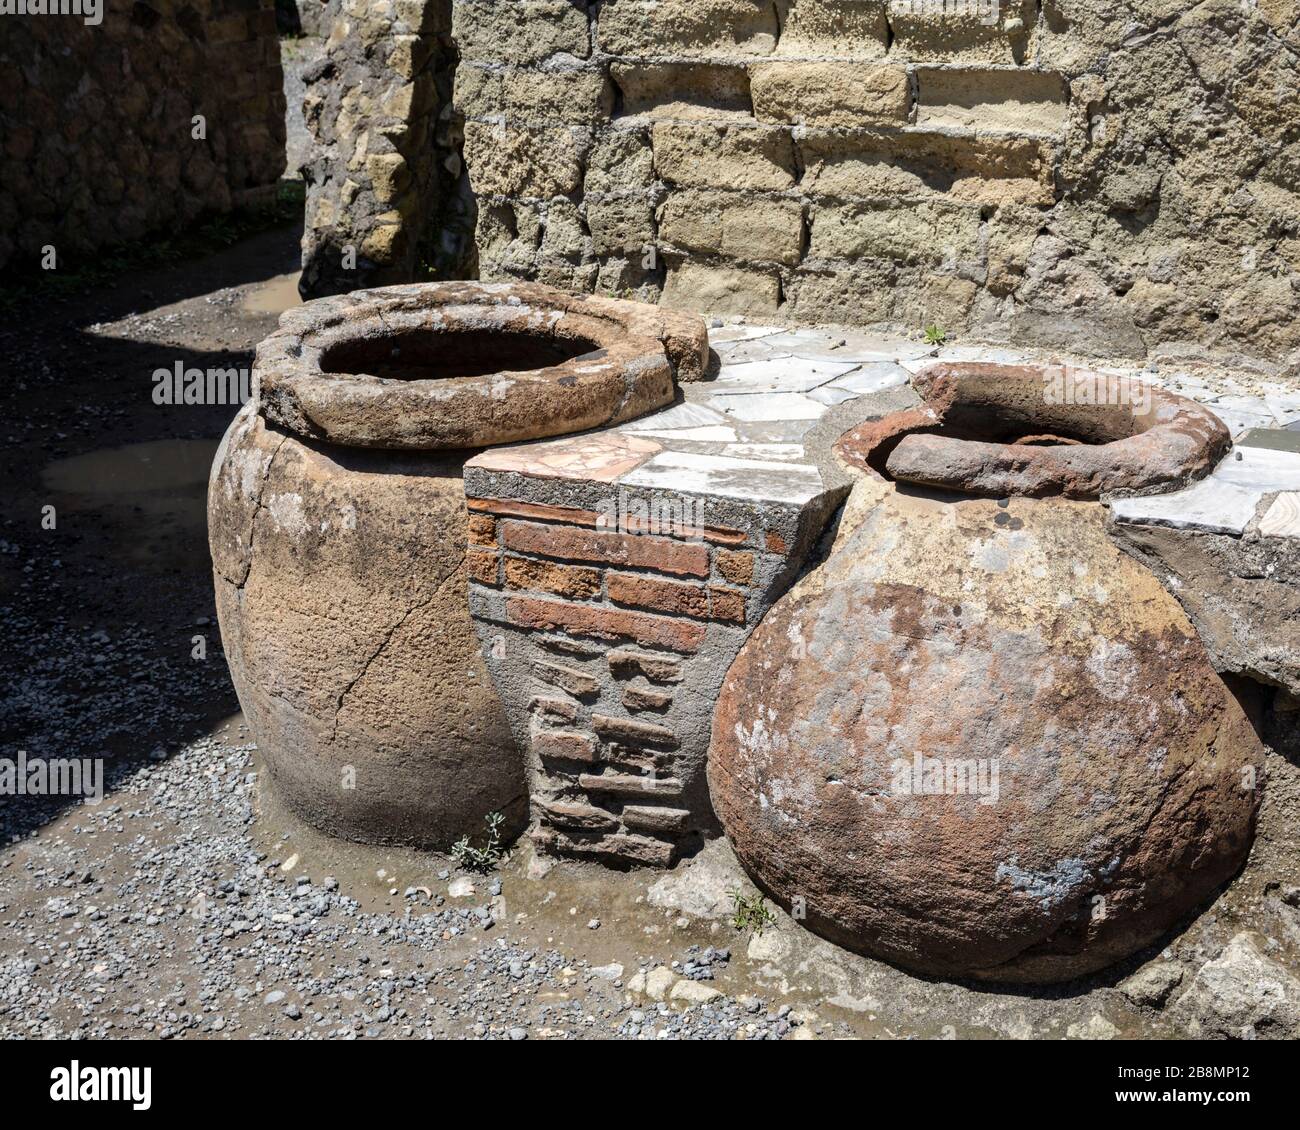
809,200,982,267
611,62,754,120
463,121,584,197
541,198,588,261
781,263,895,324
888,0,1037,65
661,259,782,317
891,269,979,332
453,0,592,64
652,122,797,191
659,190,804,266
455,65,614,125
750,62,910,127
587,194,656,257
585,129,655,194
597,0,778,58
776,0,890,59
799,130,1056,208
915,67,1069,136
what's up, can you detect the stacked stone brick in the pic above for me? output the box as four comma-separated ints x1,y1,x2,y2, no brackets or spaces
454,0,1062,335
0,0,285,272
444,0,1300,364
299,0,475,295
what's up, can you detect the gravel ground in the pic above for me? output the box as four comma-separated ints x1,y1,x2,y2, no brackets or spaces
0,727,807,1040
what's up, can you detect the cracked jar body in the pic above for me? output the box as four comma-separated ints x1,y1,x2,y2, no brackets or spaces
208,403,524,847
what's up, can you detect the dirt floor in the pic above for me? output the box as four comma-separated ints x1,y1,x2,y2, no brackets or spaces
1,217,1298,1040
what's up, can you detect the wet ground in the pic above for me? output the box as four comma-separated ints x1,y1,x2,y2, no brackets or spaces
2,218,1298,1039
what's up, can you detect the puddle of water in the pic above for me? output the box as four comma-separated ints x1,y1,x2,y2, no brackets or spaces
42,438,219,567
44,438,215,496
243,272,303,316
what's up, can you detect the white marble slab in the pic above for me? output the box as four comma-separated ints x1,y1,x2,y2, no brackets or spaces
710,356,860,392
622,402,730,431
934,345,1032,366
807,385,861,406
1265,393,1300,426
1109,478,1262,537
708,391,829,421
706,324,786,344
753,329,906,363
1212,445,1300,493
1260,493,1300,539
721,443,806,462
628,426,738,443
621,450,826,505
828,362,911,395
1206,397,1277,436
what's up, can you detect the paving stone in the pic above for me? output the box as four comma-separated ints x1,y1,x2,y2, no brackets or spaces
1108,478,1262,537
708,392,828,422
621,450,827,505
1259,493,1300,539
622,402,731,431
628,426,739,443
708,356,860,392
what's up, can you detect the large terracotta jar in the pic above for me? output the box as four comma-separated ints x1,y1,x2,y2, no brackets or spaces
709,364,1265,982
209,282,706,847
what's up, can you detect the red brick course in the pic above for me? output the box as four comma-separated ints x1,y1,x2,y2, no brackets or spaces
466,549,500,587
503,556,602,600
709,585,747,623
507,597,706,653
531,729,598,763
467,497,602,527
501,520,710,577
467,512,497,546
607,571,709,618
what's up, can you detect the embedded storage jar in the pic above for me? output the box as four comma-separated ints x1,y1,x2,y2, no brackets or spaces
209,282,707,847
708,363,1264,983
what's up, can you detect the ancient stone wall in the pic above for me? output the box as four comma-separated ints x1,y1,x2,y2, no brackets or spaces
446,0,1300,365
281,0,340,36
298,0,475,295
0,0,286,273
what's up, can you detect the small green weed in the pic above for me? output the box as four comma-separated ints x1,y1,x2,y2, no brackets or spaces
729,889,778,936
451,811,506,872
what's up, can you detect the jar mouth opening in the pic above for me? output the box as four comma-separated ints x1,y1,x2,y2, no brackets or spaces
834,362,1231,500
251,282,707,451
319,324,604,383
